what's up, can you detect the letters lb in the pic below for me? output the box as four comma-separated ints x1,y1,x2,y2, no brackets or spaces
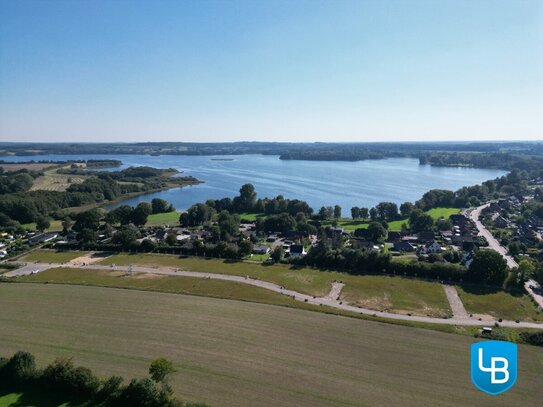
471,340,517,395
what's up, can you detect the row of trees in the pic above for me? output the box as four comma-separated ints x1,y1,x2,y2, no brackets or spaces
0,351,208,407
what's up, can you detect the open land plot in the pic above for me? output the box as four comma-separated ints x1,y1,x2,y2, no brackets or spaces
100,253,452,316
0,283,542,407
456,285,543,322
21,219,63,232
340,275,451,318
30,168,88,192
0,162,59,172
18,249,89,264
322,207,462,232
145,211,181,226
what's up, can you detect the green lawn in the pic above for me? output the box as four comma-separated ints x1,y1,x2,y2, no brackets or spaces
456,285,543,322
1,283,541,407
238,212,266,222
19,249,87,264
0,386,71,407
21,220,63,232
98,253,451,316
248,253,270,262
340,275,451,318
323,207,461,232
145,211,180,226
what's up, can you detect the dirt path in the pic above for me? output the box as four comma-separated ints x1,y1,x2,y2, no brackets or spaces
8,262,543,329
442,285,469,319
323,282,345,301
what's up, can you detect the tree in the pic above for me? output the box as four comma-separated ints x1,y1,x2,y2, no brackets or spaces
217,210,240,240
4,351,36,382
271,246,284,262
351,206,360,219
78,228,97,245
235,183,257,212
36,215,51,232
165,233,177,246
131,205,150,226
409,209,434,233
73,209,101,232
113,228,140,249
333,205,341,218
400,202,414,217
238,239,253,257
468,250,508,285
61,217,73,232
149,358,176,384
359,207,369,219
140,239,156,252
367,221,387,243
151,198,173,214
106,205,133,225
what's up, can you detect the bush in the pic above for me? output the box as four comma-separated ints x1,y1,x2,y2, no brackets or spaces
1,351,36,383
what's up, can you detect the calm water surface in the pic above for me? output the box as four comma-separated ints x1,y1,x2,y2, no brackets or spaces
4,154,507,211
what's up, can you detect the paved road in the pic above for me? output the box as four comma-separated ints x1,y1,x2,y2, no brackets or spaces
8,262,543,329
468,204,543,310
468,204,517,268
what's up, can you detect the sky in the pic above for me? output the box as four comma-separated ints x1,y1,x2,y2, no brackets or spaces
0,0,542,143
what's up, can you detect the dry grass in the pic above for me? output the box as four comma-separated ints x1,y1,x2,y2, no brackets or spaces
0,283,541,407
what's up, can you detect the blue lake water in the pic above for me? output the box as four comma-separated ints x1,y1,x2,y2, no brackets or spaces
3,154,507,211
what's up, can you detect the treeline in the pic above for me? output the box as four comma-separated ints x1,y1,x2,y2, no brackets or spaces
279,150,395,161
0,166,198,228
3,141,541,158
295,243,510,285
0,351,209,407
419,152,543,172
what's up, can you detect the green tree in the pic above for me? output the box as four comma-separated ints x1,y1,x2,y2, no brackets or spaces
238,239,253,257
334,205,342,218
351,206,360,219
73,209,101,232
165,233,178,246
36,215,51,232
149,358,176,384
367,221,387,243
151,198,173,214
271,246,284,263
409,209,434,233
468,250,508,285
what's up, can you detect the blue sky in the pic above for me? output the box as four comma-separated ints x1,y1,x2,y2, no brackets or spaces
0,0,541,142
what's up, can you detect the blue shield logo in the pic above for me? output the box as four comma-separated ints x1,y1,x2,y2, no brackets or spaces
471,340,517,395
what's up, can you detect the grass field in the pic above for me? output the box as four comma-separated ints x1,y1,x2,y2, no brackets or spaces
0,283,541,407
323,207,461,232
340,275,451,317
19,249,88,264
0,388,70,407
145,211,181,226
21,220,63,232
99,253,451,316
456,285,543,322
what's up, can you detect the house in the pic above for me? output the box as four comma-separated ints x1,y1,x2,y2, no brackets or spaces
393,241,416,252
350,238,378,251
28,232,58,245
289,244,306,257
417,231,435,243
492,214,509,229
386,231,402,243
252,245,270,255
425,241,442,254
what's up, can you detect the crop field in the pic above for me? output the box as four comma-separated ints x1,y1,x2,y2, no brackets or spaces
0,162,60,172
0,283,542,407
19,249,89,264
30,168,88,192
456,285,543,322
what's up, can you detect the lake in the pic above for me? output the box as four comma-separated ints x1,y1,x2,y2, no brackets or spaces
3,154,507,211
